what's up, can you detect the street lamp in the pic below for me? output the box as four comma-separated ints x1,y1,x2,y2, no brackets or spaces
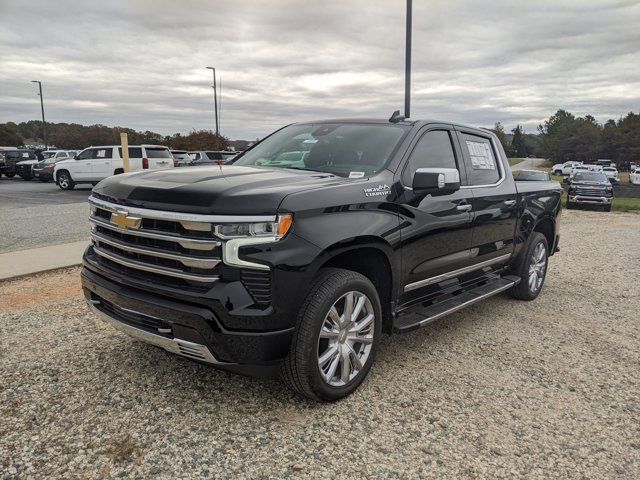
206,67,219,136
31,80,47,149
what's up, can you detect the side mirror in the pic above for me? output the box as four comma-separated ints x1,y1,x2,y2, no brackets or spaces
412,168,460,194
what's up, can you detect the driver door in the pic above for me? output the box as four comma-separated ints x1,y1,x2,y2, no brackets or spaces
396,127,475,303
73,148,94,180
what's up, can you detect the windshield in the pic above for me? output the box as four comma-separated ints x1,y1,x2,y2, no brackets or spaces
44,157,60,164
42,151,56,159
574,172,608,182
234,123,409,177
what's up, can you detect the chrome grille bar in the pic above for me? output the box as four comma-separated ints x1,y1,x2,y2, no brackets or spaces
91,231,220,269
89,216,220,251
93,245,219,282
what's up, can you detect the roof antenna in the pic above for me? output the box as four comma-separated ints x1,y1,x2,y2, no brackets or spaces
389,110,406,123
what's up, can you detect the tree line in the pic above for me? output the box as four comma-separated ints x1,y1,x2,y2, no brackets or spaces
0,120,234,151
2,110,639,167
491,110,640,169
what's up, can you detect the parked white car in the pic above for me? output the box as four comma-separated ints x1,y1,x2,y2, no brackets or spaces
602,166,620,184
630,167,640,186
568,164,591,181
43,150,76,160
552,160,582,175
53,144,174,190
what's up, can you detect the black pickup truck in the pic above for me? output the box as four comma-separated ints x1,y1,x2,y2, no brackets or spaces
82,118,562,401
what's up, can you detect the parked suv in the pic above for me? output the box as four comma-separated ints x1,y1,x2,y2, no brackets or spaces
188,150,237,165
0,149,37,178
170,150,192,167
630,166,640,185
82,118,562,401
602,166,620,184
54,145,174,190
566,171,613,211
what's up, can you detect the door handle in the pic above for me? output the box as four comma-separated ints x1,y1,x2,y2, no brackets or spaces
456,204,472,212
504,199,517,207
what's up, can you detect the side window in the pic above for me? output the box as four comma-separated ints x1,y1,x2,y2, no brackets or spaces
461,134,500,185
403,130,458,184
118,147,142,158
77,149,93,160
92,148,113,159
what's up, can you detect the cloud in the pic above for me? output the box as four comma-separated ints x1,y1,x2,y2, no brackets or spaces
0,0,638,139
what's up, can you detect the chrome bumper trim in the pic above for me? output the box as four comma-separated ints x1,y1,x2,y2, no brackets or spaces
87,300,231,365
569,195,612,204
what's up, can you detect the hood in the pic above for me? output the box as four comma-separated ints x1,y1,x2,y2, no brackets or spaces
17,159,39,165
92,165,348,214
54,158,75,168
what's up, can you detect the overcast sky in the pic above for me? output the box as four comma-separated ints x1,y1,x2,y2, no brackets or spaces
1,0,639,140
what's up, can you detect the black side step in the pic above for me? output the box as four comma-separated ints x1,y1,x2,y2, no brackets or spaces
393,275,521,333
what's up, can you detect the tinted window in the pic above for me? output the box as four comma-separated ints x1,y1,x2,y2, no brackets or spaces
118,147,143,158
461,134,500,185
574,172,608,182
205,152,224,160
92,148,113,159
403,130,458,184
146,148,171,158
76,149,93,160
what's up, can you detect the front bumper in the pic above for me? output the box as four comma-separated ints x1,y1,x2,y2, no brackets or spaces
81,265,295,377
568,195,612,204
33,170,53,180
16,164,33,177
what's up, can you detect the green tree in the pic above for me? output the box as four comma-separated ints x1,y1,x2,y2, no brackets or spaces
511,125,528,157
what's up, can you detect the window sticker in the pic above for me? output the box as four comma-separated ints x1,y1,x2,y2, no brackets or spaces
466,141,495,170
96,149,106,158
349,171,365,178
22,153,29,158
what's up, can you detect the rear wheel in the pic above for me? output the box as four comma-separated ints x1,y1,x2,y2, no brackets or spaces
281,268,382,402
509,232,548,301
57,171,75,190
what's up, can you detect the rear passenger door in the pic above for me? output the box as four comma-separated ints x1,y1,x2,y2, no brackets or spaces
455,128,518,264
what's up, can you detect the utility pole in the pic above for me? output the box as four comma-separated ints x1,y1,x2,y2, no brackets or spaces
404,0,412,119
31,80,47,148
219,77,222,136
206,67,219,136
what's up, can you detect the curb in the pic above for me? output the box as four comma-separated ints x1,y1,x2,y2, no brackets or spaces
0,240,88,281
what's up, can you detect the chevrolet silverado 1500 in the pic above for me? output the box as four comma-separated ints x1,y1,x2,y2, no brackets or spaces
82,118,562,401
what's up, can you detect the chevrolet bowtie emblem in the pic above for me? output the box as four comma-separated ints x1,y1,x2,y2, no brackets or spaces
110,211,142,231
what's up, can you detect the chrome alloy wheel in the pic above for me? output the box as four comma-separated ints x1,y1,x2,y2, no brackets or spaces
317,291,375,387
528,242,547,293
59,175,69,188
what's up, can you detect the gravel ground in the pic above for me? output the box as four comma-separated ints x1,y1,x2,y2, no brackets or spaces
1,210,639,479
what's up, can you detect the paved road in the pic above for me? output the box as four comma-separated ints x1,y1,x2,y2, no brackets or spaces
0,176,91,253
510,157,548,171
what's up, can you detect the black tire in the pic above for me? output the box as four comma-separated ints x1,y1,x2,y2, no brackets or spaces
565,197,573,209
509,232,549,301
604,204,611,212
5,173,15,178
19,175,32,181
56,171,75,190
39,177,49,182
281,268,382,402
114,168,124,175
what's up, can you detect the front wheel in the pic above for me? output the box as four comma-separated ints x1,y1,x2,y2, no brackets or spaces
5,173,15,178
281,268,382,402
604,204,611,212
509,232,549,301
57,171,75,190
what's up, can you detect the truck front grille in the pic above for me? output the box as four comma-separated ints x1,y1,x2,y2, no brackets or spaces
89,197,222,283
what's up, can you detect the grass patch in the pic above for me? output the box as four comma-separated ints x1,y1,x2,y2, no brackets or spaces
562,195,640,212
508,158,524,166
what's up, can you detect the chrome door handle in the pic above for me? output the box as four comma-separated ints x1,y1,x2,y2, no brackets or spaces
456,204,472,212
504,199,517,207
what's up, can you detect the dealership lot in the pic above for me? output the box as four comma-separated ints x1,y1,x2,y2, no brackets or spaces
0,177,90,253
1,210,638,479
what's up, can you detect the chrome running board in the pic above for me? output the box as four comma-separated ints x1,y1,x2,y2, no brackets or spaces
393,275,520,333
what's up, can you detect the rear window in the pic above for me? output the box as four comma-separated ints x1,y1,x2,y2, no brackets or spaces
461,134,500,185
205,152,224,160
145,148,171,158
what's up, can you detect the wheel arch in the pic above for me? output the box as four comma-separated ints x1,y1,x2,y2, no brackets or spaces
310,237,399,334
532,216,556,254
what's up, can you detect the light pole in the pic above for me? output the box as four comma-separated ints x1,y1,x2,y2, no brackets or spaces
206,67,219,136
31,80,47,148
404,0,412,119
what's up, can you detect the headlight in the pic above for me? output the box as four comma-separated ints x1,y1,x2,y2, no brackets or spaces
215,214,293,240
